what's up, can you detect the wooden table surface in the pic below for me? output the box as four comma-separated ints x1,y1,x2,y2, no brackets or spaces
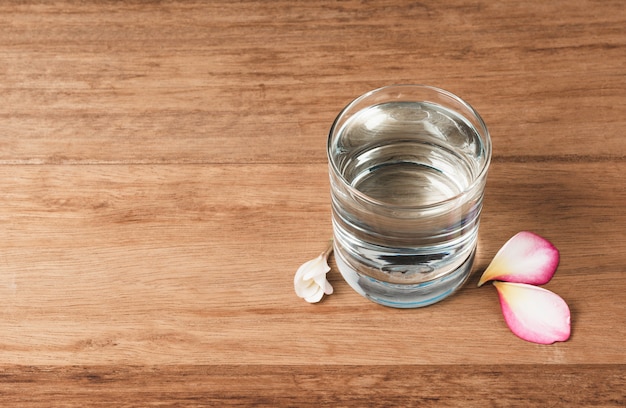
1,0,624,406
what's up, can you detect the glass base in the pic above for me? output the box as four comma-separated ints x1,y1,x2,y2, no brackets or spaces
334,246,475,308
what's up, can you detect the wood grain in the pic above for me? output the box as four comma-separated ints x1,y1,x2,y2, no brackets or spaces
0,365,623,407
0,0,624,405
0,163,623,367
0,0,624,164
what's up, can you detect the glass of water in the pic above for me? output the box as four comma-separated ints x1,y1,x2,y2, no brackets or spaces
328,85,491,308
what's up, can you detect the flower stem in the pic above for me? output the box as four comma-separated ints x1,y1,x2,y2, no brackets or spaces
323,238,334,259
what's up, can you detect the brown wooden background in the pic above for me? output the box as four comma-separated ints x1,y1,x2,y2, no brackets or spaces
0,0,624,406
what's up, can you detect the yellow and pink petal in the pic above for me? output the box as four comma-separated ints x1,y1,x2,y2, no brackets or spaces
494,281,571,344
478,231,559,287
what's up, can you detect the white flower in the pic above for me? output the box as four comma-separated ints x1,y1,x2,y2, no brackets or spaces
294,241,334,303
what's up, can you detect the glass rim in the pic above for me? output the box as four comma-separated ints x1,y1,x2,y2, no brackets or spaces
327,84,492,209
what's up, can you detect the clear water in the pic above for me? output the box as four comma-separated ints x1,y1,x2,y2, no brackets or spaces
329,101,488,307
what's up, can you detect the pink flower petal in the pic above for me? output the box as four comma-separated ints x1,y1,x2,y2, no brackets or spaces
494,281,571,344
478,231,559,287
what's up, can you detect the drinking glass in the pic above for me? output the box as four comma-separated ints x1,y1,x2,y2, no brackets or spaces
327,85,491,308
